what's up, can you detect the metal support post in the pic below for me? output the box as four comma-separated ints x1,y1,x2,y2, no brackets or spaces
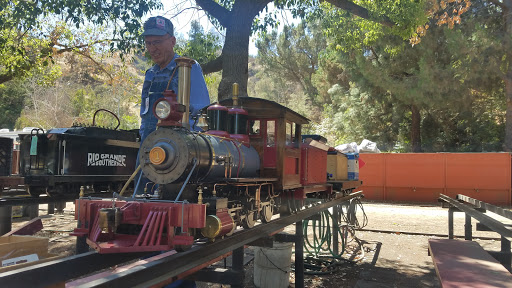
48,203,55,214
501,236,511,271
24,204,39,219
231,246,244,288
464,213,472,241
56,201,65,214
295,220,304,288
75,236,89,254
333,205,339,255
0,206,12,236
448,207,455,239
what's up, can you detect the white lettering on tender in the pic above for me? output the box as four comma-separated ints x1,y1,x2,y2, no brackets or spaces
87,153,127,167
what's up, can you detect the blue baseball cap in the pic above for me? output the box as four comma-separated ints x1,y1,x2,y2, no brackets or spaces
142,16,174,36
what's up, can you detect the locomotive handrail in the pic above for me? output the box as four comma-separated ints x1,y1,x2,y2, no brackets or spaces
29,128,45,135
93,109,120,130
175,158,198,202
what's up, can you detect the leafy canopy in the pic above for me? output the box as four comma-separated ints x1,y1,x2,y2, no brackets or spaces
0,0,162,84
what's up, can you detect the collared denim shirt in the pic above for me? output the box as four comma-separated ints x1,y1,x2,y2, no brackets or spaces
136,55,210,195
139,54,210,142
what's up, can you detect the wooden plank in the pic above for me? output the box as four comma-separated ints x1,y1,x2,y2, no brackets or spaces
428,239,512,288
2,217,43,236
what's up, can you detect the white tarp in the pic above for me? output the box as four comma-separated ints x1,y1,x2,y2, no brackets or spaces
335,139,380,153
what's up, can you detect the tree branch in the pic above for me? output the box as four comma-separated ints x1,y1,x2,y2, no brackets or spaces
322,0,395,27
202,55,223,74
54,39,110,54
240,0,273,18
73,50,115,81
194,0,231,28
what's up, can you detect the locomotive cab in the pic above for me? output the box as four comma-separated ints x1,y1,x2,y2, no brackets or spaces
217,98,309,191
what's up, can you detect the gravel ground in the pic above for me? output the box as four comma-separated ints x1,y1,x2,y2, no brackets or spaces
9,200,509,287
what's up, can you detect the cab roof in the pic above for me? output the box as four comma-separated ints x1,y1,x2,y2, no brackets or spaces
216,97,309,125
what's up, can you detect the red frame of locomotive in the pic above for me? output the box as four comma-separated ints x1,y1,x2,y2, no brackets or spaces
72,200,206,253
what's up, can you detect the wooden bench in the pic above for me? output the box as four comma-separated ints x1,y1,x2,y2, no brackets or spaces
428,239,512,288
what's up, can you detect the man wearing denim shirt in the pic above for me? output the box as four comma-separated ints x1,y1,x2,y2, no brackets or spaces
140,16,210,142
136,16,210,195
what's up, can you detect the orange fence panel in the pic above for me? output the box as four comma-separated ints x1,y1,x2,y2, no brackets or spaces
445,153,510,190
385,154,445,188
357,154,385,200
359,153,511,205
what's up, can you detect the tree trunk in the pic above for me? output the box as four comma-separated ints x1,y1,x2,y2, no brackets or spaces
216,2,254,100
411,104,422,152
196,0,271,100
503,0,512,151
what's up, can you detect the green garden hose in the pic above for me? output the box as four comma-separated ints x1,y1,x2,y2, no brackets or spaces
297,198,368,275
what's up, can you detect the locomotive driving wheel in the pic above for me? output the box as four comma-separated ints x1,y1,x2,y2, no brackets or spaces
260,201,274,223
242,211,256,229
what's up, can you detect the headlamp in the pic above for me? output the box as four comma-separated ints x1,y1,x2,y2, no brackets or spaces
154,99,171,120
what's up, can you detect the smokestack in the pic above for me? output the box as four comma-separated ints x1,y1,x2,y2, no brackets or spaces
175,57,195,129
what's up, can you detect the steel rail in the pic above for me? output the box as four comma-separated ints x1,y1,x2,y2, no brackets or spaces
439,194,512,240
78,191,363,288
456,194,512,220
0,251,149,288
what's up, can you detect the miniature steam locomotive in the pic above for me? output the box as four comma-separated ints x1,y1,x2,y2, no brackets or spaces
72,58,341,253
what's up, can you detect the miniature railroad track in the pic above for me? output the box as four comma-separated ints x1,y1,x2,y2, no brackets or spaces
0,191,362,288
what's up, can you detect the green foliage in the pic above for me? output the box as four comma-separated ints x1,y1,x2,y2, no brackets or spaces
204,72,222,103
246,0,505,151
16,51,143,130
313,0,506,151
170,20,222,103
0,0,162,84
311,82,405,149
0,79,27,129
248,57,311,117
175,20,222,65
256,20,326,107
319,0,428,51
0,28,53,83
